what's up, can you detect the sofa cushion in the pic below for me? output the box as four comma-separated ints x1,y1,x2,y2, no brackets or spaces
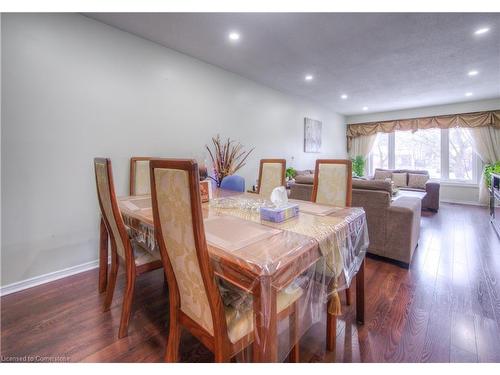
392,172,407,187
400,187,425,192
391,195,422,210
408,173,429,189
294,174,314,184
374,169,393,180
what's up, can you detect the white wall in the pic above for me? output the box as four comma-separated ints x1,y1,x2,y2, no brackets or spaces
1,13,346,287
346,98,500,205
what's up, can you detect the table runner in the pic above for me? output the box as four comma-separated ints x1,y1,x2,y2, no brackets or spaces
204,215,282,252
208,195,368,286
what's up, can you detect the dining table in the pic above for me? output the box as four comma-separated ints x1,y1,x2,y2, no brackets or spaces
98,188,368,362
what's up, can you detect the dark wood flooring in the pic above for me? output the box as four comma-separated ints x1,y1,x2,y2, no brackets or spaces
2,203,500,362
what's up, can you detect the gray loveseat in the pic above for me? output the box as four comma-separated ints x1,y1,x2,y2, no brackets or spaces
372,168,440,211
290,168,440,211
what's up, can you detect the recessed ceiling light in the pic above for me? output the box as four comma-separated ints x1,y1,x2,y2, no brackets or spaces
468,70,479,76
465,92,473,97
362,106,368,111
305,75,314,81
228,32,240,41
341,94,348,99
474,27,490,35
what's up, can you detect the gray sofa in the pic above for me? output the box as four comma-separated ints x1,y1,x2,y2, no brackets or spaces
350,179,421,266
289,174,421,266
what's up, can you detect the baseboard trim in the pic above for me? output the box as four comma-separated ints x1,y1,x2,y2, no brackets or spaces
0,259,100,297
440,199,486,207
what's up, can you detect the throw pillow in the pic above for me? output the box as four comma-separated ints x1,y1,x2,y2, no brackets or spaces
374,169,393,180
408,173,429,189
392,172,407,187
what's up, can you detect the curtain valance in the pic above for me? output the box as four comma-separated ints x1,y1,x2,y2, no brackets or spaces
346,109,500,151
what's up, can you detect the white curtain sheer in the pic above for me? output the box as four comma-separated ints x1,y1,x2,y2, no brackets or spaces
467,126,500,205
348,134,377,159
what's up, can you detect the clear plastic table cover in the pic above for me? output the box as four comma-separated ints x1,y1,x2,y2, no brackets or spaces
118,190,368,362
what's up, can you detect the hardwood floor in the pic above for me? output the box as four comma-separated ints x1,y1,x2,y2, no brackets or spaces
1,203,500,362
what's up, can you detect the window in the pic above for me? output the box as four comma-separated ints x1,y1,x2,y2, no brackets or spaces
395,129,441,178
371,132,389,172
448,128,473,181
368,127,479,183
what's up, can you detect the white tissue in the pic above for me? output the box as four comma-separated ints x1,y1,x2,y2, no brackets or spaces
270,186,288,207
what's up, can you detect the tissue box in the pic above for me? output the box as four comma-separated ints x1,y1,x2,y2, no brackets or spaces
260,203,299,223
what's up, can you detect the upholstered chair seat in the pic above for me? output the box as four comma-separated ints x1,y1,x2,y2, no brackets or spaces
132,242,161,266
223,284,303,344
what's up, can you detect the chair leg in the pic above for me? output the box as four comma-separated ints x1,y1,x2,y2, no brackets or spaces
234,348,248,363
164,311,181,362
356,259,365,325
326,301,337,352
98,217,109,293
103,251,119,312
345,287,351,306
288,302,300,363
118,270,136,339
215,352,230,363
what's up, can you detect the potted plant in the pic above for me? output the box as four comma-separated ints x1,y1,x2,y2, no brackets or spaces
286,167,297,181
205,135,254,187
484,161,500,189
351,155,365,178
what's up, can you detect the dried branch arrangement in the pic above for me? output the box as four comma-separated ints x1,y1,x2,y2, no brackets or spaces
205,135,254,187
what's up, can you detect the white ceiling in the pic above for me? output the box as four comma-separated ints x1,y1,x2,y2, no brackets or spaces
85,13,500,115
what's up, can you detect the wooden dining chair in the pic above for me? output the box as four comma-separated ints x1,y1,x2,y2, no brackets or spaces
94,158,163,338
257,159,286,199
130,156,154,196
312,159,352,207
150,158,303,362
311,159,353,351
97,156,153,294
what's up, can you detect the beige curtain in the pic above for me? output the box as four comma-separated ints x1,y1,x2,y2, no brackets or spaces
348,134,377,159
347,110,500,152
467,126,500,205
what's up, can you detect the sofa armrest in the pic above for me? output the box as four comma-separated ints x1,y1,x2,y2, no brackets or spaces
423,180,440,211
289,183,313,201
425,180,440,192
386,197,421,265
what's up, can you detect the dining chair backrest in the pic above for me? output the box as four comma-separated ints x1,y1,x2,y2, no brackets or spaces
150,159,229,343
312,159,352,207
130,157,153,196
220,175,245,192
257,159,286,199
94,158,133,262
